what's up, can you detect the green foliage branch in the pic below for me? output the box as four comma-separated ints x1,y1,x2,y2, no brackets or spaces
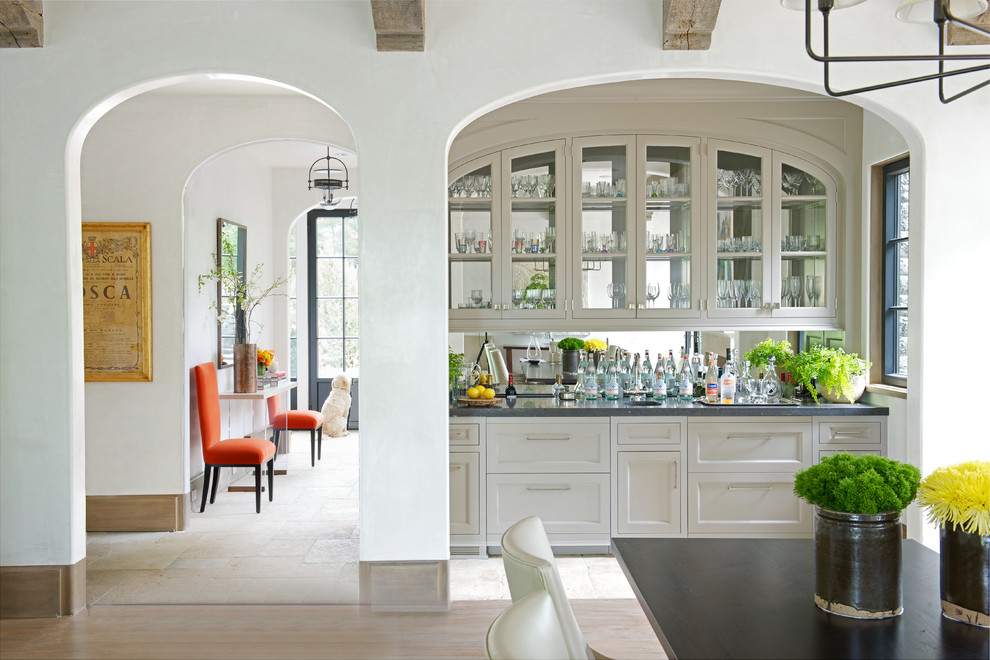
793,453,920,514
744,338,794,373
789,345,870,403
197,234,290,344
556,337,585,351
448,347,465,390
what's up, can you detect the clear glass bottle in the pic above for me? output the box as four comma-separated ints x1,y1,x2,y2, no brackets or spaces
738,359,757,404
606,358,620,401
690,349,703,386
679,354,694,402
720,348,737,404
573,350,587,398
584,362,599,399
526,334,542,362
653,360,667,401
665,350,677,394
705,353,719,404
552,374,565,401
596,351,608,395
761,356,782,403
642,350,653,393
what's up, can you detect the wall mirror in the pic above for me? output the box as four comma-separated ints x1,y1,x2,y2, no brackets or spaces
217,218,247,368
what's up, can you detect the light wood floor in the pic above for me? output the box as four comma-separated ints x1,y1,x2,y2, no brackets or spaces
0,600,665,659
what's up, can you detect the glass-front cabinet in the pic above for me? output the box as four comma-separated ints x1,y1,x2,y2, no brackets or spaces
571,136,635,318
637,137,703,319
501,142,566,320
448,134,838,329
449,154,500,322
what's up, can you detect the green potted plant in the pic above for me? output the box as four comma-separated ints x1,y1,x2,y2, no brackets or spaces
743,338,794,375
788,345,870,403
448,347,465,396
793,453,921,619
556,337,585,374
917,460,990,627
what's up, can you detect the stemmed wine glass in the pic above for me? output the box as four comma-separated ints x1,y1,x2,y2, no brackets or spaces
717,279,731,308
782,170,804,196
747,279,762,309
807,275,822,307
512,289,524,309
606,282,625,308
646,283,661,308
781,277,792,307
789,275,803,308
470,289,483,307
732,279,747,308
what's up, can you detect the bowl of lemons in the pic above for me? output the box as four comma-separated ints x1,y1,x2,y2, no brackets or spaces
457,385,499,406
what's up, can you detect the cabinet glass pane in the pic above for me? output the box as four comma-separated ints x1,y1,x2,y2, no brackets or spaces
510,151,556,199
646,257,691,309
716,258,763,309
781,256,825,308
646,200,690,254
716,201,763,254
581,146,628,198
510,259,558,310
782,163,825,196
782,199,826,253
449,164,493,253
646,146,691,198
450,260,492,310
716,152,762,198
580,258,628,309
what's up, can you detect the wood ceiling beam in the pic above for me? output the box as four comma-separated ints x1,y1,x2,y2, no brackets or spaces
662,0,721,51
0,0,43,48
370,0,424,52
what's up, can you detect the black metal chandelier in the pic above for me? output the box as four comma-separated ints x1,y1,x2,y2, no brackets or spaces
784,0,989,103
308,147,350,207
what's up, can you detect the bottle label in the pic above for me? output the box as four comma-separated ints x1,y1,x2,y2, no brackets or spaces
706,383,718,402
720,376,736,404
679,381,692,398
606,381,619,400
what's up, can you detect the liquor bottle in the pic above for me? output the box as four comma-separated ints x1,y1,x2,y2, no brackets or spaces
505,374,517,398
606,358,620,401
720,349,737,404
642,351,653,393
552,374,565,401
653,360,667,401
705,353,719,403
679,355,694,402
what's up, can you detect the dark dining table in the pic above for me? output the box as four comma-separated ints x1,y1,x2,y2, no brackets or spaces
611,537,989,660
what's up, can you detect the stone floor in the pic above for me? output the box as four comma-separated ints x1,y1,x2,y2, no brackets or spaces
86,430,634,605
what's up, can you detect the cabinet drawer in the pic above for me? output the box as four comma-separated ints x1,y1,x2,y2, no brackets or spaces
689,420,811,472
449,452,480,535
688,472,812,536
487,473,610,535
450,423,480,447
818,420,882,445
487,421,609,473
616,422,683,446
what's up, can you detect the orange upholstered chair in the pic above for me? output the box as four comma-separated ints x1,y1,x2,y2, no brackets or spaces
267,397,325,467
193,362,276,513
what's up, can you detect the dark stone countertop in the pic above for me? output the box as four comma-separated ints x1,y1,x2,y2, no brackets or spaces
450,396,888,418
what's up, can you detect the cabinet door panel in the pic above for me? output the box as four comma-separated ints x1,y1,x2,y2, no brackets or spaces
450,423,480,447
450,453,480,536
688,472,811,536
689,420,812,472
818,420,882,445
617,451,681,535
487,421,610,473
487,473,610,535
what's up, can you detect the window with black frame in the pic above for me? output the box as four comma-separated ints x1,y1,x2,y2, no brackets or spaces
882,158,909,388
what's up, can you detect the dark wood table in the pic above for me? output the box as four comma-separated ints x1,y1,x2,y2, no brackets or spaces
611,537,989,659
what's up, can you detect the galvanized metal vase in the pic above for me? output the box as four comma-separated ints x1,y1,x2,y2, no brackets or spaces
940,526,990,627
233,343,257,393
814,507,903,619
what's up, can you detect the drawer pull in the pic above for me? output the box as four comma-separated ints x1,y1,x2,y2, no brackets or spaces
451,430,467,439
727,484,774,490
672,460,678,490
525,436,571,442
526,486,572,492
728,435,773,442
449,465,463,472
829,431,869,439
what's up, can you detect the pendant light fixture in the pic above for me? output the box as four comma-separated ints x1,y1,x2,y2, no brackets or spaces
308,147,350,208
782,0,989,103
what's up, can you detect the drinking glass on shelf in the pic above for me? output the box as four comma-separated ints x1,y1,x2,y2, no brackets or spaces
646,282,660,308
512,289,524,309
717,279,731,308
470,289,483,307
808,234,821,251
525,289,541,309
783,170,804,196
781,277,792,307
747,279,762,308
455,232,468,253
606,282,625,308
807,275,822,307
475,233,488,254
615,179,626,197
544,288,556,309
789,275,803,307
732,279,747,308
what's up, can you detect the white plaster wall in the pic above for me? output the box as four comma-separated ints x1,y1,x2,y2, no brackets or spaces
1,0,987,568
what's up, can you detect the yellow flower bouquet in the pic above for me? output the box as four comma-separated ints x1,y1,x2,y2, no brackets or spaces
584,338,607,353
257,348,275,376
917,460,989,535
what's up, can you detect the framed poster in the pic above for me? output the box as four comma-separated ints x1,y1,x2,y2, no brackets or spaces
82,222,152,381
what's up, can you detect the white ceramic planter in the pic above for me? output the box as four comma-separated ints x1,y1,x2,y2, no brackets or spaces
817,373,867,403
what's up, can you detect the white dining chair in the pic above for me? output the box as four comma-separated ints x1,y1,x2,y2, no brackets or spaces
500,515,611,660
484,589,573,660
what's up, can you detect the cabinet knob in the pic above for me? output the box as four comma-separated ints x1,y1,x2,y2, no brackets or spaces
637,303,645,310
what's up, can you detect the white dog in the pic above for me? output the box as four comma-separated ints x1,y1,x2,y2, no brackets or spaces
321,374,352,438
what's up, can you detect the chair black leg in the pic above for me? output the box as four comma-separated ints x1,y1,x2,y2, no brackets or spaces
272,428,281,455
311,431,316,467
267,457,274,501
200,465,212,512
317,426,323,461
254,466,262,513
209,465,221,504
